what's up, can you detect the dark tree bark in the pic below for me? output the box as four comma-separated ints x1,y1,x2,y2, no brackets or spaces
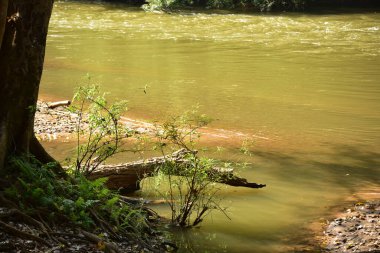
0,0,62,174
0,0,8,45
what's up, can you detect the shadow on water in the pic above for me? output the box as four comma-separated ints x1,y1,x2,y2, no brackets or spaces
164,142,380,252
251,143,380,191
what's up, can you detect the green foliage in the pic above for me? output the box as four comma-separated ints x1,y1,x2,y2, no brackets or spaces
68,84,228,228
142,0,175,11
68,82,130,176
147,109,228,227
207,0,235,9
5,155,148,232
251,0,306,11
143,0,212,11
239,137,254,156
142,0,306,11
155,107,211,150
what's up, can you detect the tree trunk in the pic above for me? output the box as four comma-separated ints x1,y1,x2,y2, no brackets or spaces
0,0,59,173
0,0,8,47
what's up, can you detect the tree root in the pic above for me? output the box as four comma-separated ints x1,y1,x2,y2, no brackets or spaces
0,219,51,247
0,195,120,251
79,229,123,253
0,208,48,232
0,193,18,208
0,182,166,252
43,245,64,253
0,206,62,244
0,178,10,190
0,208,152,253
49,231,94,247
29,136,67,178
0,194,53,233
89,208,120,240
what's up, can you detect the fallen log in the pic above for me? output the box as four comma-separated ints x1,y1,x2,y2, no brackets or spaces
88,149,266,193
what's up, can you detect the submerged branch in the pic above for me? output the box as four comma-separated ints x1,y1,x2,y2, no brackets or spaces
88,149,266,192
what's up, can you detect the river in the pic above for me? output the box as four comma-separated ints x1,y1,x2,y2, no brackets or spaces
40,1,380,252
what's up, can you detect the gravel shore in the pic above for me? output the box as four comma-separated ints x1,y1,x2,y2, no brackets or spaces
322,201,380,253
34,101,79,140
34,101,154,141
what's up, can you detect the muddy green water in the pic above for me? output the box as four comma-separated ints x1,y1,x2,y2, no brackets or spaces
41,1,380,252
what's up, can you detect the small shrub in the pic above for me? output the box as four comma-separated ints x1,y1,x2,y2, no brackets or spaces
146,109,229,227
68,82,130,176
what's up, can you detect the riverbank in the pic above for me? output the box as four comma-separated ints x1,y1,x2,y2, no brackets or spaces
34,100,269,147
1,102,171,253
322,201,380,252
0,207,167,253
311,186,380,253
34,101,155,140
34,100,380,252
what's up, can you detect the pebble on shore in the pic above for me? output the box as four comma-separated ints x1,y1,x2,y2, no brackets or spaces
322,201,380,253
34,101,154,141
34,101,80,140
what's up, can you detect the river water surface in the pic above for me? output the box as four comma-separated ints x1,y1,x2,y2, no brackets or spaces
40,1,380,252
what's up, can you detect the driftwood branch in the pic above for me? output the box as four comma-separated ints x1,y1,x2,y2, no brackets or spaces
88,149,266,192
47,100,71,109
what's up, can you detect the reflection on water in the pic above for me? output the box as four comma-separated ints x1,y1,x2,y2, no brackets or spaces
41,1,380,252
